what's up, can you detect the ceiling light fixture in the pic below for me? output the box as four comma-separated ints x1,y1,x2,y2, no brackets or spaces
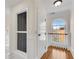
53,0,62,7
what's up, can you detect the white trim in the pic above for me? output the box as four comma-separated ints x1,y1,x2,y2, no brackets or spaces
16,50,26,56
16,8,28,15
10,50,27,59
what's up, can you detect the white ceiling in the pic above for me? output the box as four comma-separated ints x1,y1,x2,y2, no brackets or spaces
5,0,25,8
5,0,73,12
38,0,73,13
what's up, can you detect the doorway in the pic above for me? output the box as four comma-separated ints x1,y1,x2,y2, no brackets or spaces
37,10,71,59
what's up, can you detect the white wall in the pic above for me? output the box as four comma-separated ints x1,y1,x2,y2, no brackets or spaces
5,7,11,59
9,0,37,59
70,5,74,56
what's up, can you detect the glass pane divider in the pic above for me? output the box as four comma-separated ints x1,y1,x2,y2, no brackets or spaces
17,31,27,33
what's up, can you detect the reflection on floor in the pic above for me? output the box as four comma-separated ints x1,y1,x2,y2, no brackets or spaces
41,45,73,59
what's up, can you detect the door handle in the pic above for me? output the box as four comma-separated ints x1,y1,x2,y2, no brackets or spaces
38,34,41,36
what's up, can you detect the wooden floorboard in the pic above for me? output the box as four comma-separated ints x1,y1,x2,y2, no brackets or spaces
41,45,73,59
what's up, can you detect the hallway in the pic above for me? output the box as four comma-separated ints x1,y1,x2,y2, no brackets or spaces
5,0,74,59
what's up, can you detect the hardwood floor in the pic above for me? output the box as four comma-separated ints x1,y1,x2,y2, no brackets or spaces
41,46,73,59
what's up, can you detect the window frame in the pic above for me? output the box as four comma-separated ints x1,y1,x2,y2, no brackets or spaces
16,8,28,53
48,19,68,45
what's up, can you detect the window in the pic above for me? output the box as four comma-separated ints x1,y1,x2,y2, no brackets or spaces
17,12,27,52
49,19,66,42
17,12,26,31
